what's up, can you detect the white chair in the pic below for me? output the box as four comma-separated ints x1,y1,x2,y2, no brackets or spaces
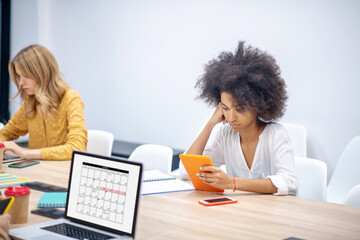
281,122,307,157
129,144,173,173
327,136,360,204
87,129,114,156
295,157,327,201
343,184,360,208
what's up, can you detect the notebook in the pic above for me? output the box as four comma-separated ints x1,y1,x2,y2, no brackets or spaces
37,192,67,208
31,208,65,219
10,151,142,240
142,169,176,182
141,169,194,195
22,181,68,192
0,173,28,188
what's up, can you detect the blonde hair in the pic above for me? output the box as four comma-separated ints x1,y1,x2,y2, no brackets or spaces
9,45,69,118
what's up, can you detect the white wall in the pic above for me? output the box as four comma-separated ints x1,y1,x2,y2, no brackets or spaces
10,0,360,181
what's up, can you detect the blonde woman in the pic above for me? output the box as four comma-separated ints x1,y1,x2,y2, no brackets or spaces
0,45,87,160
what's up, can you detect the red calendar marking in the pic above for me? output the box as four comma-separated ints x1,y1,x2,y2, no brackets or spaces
99,186,126,195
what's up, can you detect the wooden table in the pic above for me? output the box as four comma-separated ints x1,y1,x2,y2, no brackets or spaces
3,160,360,240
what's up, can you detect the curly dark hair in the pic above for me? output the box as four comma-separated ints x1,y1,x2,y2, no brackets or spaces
195,41,288,122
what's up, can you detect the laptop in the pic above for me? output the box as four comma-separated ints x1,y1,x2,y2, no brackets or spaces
10,150,143,240
3,153,23,163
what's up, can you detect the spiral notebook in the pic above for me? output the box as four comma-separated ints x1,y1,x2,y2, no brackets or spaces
142,169,177,182
37,192,67,208
141,170,194,195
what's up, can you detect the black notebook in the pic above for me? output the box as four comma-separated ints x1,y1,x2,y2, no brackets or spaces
31,208,65,219
22,181,68,192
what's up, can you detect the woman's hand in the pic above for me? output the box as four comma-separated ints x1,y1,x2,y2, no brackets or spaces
3,141,27,158
197,166,233,190
0,214,11,234
208,103,226,126
3,141,42,159
186,103,226,156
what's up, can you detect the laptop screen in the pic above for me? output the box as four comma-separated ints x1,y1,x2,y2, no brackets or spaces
65,151,142,237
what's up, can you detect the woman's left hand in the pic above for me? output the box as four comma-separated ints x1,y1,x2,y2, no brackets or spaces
0,214,11,234
3,141,27,158
197,166,233,189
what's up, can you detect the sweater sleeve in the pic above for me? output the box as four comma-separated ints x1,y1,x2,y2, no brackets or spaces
41,92,87,160
0,103,28,142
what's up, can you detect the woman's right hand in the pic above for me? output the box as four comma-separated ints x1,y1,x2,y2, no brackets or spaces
186,103,226,156
3,141,26,158
208,103,226,126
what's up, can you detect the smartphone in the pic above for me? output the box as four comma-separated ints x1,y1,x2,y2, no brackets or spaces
0,197,14,214
198,197,238,206
8,160,40,168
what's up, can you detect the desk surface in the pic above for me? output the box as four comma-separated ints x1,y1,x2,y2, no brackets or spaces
3,160,360,240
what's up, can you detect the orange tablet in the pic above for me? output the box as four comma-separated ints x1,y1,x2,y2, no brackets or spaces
179,154,224,192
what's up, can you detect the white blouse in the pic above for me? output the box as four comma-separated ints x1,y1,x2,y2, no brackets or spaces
180,123,298,195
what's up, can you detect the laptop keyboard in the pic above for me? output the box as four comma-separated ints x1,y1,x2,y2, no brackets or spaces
41,223,113,240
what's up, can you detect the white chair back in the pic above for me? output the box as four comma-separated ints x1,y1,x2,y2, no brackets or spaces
328,136,360,204
281,123,307,157
0,122,4,129
343,184,360,208
129,144,173,173
295,157,327,201
87,129,114,156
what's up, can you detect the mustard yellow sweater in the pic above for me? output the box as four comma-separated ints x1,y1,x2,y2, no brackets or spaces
0,89,87,160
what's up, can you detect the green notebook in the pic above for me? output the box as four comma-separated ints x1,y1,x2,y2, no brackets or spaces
37,192,67,208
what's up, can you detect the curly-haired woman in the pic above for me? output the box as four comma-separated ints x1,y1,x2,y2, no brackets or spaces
0,45,87,160
180,41,297,195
